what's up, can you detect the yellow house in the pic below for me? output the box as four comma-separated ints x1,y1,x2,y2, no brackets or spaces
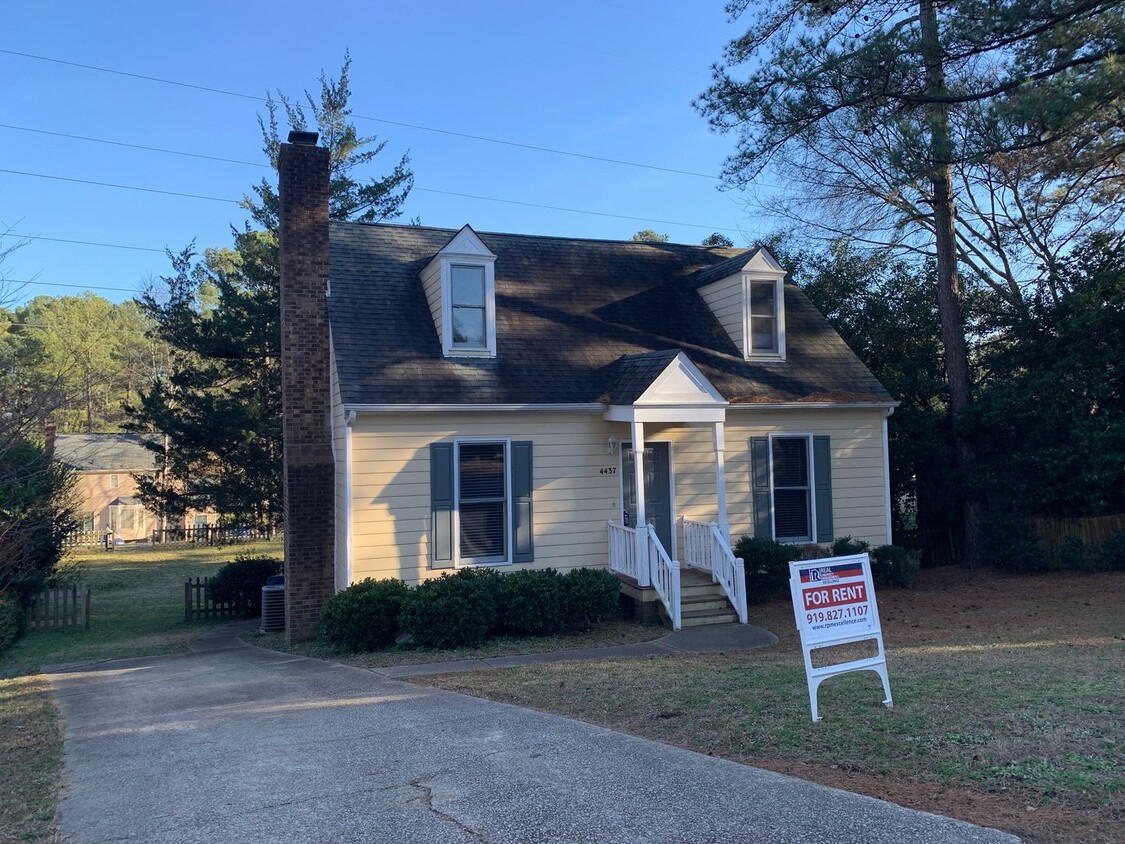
276,133,896,639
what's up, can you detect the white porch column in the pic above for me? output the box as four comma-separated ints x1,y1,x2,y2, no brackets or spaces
713,421,730,543
631,420,650,586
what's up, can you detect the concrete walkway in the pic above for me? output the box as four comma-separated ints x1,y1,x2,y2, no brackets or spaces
47,624,1019,844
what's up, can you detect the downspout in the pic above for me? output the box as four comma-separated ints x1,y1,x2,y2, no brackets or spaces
883,408,895,546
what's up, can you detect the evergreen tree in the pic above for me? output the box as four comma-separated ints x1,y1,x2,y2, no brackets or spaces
696,0,1124,565
129,55,412,526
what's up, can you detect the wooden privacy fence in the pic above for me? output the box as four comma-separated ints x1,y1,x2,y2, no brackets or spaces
28,585,90,630
1031,514,1125,553
184,577,243,621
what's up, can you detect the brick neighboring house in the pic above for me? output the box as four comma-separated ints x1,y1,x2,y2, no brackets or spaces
51,433,211,543
276,132,897,642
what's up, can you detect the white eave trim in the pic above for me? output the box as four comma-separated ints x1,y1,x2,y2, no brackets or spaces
345,403,606,413
728,401,899,411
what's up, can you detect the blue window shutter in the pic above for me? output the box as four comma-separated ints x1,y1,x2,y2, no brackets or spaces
511,441,534,563
750,437,773,540
813,435,834,543
430,443,455,569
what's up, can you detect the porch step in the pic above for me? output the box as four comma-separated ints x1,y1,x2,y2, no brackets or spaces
680,608,740,627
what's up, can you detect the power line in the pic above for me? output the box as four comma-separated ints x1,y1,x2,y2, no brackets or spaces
0,124,268,168
3,278,139,294
0,47,722,182
7,232,166,253
0,168,240,204
0,167,750,234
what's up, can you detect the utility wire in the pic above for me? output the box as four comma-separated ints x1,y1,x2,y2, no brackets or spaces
0,167,751,234
3,278,139,293
6,233,166,253
0,47,723,182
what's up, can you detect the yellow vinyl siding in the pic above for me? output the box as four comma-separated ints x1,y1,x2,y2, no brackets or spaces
345,407,889,585
348,412,620,584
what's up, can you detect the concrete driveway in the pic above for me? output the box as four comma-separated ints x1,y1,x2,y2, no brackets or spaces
47,625,1019,844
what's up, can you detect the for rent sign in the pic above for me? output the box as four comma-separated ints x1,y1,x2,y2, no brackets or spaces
789,554,892,721
795,560,875,645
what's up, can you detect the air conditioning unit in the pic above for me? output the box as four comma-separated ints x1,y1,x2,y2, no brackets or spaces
260,583,285,632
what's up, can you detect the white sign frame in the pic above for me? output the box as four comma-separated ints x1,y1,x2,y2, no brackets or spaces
788,553,892,722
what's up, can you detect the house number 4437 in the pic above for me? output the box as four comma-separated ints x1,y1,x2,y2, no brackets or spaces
599,467,617,475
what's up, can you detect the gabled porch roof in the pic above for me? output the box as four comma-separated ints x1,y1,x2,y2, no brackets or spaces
602,350,727,424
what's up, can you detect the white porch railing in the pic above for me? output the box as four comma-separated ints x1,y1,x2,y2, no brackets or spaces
682,518,748,624
643,525,682,630
607,521,642,584
607,520,681,629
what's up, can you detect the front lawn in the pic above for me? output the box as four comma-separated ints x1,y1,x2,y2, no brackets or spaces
417,567,1124,844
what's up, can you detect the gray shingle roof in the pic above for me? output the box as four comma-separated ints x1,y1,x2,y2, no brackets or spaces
327,223,892,407
53,434,158,472
599,350,684,405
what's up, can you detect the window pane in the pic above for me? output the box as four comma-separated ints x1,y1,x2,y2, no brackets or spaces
751,316,777,351
451,265,485,306
774,489,810,540
772,438,809,487
459,442,505,500
452,306,485,346
460,501,506,558
750,281,775,315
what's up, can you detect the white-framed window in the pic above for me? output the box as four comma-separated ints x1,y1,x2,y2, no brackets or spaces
455,439,510,564
450,264,488,349
770,434,814,543
744,276,785,358
109,474,119,488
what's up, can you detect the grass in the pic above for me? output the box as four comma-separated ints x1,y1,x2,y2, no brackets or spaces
0,540,281,678
417,567,1125,844
251,619,663,668
0,540,281,843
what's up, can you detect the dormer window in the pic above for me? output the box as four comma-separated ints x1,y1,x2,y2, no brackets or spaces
696,248,788,361
419,225,498,358
451,264,487,349
748,279,782,355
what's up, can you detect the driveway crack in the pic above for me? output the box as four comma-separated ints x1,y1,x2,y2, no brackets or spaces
408,775,489,842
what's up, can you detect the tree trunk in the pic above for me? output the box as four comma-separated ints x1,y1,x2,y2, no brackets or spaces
919,0,986,567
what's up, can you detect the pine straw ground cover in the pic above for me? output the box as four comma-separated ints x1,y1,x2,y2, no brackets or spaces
417,568,1124,844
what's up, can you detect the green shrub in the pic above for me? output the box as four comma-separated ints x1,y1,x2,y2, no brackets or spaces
320,578,409,652
0,591,26,652
1102,531,1125,571
870,545,920,588
987,520,1048,574
733,536,799,604
831,536,870,557
208,555,282,618
399,568,501,648
1047,536,1105,572
561,568,620,630
497,569,566,635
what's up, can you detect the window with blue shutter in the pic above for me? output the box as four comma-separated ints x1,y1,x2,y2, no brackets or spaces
751,435,833,543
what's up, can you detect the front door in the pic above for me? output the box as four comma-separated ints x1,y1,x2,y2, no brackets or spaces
622,442,673,553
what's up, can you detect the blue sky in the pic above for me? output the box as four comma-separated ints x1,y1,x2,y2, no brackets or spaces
1,1,785,306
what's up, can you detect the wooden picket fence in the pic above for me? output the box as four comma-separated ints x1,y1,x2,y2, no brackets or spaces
184,577,243,621
156,525,275,546
1030,514,1125,553
28,585,90,630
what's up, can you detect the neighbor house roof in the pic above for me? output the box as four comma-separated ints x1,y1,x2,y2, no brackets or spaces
327,223,892,407
53,434,159,473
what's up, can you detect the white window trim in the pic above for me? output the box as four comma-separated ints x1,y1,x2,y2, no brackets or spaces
742,273,786,360
442,255,497,358
109,474,119,488
767,432,815,544
453,437,512,567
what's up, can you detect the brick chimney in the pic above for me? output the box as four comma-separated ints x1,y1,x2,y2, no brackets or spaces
278,130,335,643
